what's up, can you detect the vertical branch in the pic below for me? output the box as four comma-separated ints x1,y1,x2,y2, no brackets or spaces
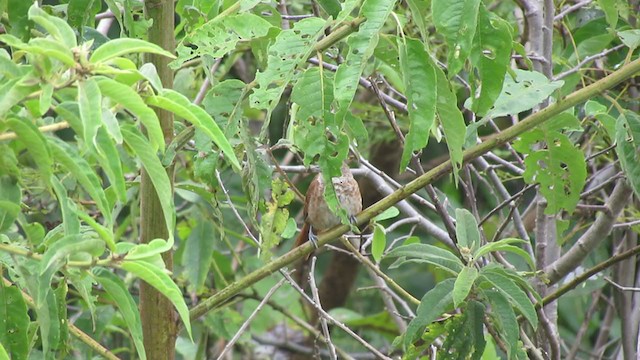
140,0,176,359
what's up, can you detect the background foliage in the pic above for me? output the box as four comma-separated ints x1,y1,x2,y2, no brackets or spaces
1,0,640,359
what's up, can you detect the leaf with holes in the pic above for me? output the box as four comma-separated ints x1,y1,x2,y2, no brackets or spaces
469,4,512,116
432,0,482,76
398,37,437,171
513,112,585,214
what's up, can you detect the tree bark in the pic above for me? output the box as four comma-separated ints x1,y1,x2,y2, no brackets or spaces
140,1,176,358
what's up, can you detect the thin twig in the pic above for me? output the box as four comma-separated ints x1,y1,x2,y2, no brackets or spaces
216,277,287,360
281,272,393,359
309,257,337,360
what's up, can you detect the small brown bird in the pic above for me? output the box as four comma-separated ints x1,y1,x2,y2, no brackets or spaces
294,163,362,252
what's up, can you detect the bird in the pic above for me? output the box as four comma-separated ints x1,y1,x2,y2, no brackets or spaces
293,163,362,255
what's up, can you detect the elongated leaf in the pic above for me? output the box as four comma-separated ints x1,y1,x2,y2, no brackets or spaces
435,66,465,180
398,37,437,171
483,289,519,359
183,221,216,293
474,238,534,269
455,208,480,253
96,77,164,152
0,78,39,119
432,0,481,76
371,223,386,263
0,176,21,232
121,124,175,244
120,260,192,339
38,234,105,304
78,78,103,151
480,271,537,329
48,138,112,223
50,175,80,236
333,0,396,122
94,127,127,204
27,38,76,67
404,278,455,348
250,17,326,113
66,270,97,330
28,5,77,48
92,267,146,360
0,282,29,360
385,243,464,275
5,117,52,183
146,90,240,169
75,208,116,251
68,0,102,30
616,111,640,198
453,265,478,307
469,5,512,115
90,38,175,64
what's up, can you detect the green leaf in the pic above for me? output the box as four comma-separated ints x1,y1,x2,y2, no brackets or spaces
372,206,399,221
92,267,146,360
513,112,586,214
0,176,21,233
598,0,618,28
371,223,386,263
48,138,112,224
28,5,77,48
5,117,52,183
406,0,429,41
398,37,437,171
182,221,216,293
469,5,512,116
615,111,640,198
453,265,477,307
618,30,640,50
75,207,116,252
172,13,273,69
121,124,175,239
94,127,127,204
250,17,326,112
50,175,80,236
483,289,519,359
484,70,564,119
68,0,102,30
6,0,32,40
455,208,480,254
66,270,97,330
480,270,537,329
78,78,103,151
435,66,465,180
96,76,164,152
432,0,482,76
39,234,105,304
146,90,240,170
317,0,342,17
26,38,76,67
120,260,192,339
333,0,395,122
39,83,53,115
0,78,39,121
0,282,29,360
474,238,534,269
90,38,176,64
385,243,464,275
404,278,455,348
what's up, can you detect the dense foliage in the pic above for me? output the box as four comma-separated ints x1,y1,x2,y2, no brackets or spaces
1,0,640,359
